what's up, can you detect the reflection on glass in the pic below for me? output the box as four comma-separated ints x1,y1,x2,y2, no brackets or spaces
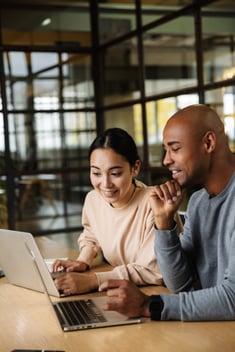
64,112,96,135
0,114,5,153
65,130,96,148
103,38,140,104
64,131,97,169
1,7,91,46
143,15,196,97
6,81,28,110
147,94,198,166
141,0,193,16
98,2,136,44
5,52,28,76
133,104,143,148
7,114,27,161
35,124,62,169
202,14,235,84
35,114,61,168
205,87,235,153
177,94,198,109
147,98,176,167
5,52,61,111
34,113,61,167
141,1,194,27
63,54,94,108
104,105,144,160
37,131,61,150
4,52,29,110
2,49,97,176
35,113,60,137
31,52,59,73
34,80,59,110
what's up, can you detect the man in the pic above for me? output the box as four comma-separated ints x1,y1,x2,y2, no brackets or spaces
100,104,235,321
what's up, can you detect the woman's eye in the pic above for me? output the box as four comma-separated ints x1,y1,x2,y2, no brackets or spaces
111,172,122,177
92,172,101,177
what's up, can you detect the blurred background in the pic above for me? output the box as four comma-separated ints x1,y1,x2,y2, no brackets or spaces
0,0,234,237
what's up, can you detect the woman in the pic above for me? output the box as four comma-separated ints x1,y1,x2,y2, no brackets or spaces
52,128,163,294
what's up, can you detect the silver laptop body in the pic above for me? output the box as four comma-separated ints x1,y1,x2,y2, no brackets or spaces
51,295,142,331
0,229,67,297
29,244,142,331
0,229,142,331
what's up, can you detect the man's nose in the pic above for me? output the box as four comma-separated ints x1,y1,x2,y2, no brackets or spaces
163,151,173,167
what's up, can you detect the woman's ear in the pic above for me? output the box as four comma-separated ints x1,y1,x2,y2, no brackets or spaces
132,160,141,177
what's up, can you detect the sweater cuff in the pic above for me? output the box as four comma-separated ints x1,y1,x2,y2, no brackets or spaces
77,247,97,267
159,293,181,320
96,270,122,291
154,224,179,247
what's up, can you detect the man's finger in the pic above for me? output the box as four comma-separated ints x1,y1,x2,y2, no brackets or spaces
100,279,124,291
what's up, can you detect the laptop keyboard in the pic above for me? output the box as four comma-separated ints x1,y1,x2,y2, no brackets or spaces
54,299,107,326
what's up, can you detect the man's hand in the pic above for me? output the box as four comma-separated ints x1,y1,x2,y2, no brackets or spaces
52,259,88,273
149,180,183,230
100,280,150,318
55,272,98,294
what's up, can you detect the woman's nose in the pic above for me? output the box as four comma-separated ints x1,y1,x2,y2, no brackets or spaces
102,175,112,187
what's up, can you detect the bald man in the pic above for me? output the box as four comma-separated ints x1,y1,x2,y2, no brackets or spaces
100,104,235,321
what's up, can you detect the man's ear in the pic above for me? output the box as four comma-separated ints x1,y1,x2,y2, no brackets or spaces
204,131,216,152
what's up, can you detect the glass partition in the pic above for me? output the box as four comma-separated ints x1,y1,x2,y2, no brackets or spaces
1,48,96,231
104,104,144,158
0,113,5,169
205,87,235,153
0,0,234,234
103,38,141,104
143,14,196,97
62,53,94,109
202,9,235,84
141,0,194,26
1,6,91,47
98,1,136,44
147,94,199,167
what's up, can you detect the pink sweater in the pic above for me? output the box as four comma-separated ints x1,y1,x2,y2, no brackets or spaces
77,183,162,288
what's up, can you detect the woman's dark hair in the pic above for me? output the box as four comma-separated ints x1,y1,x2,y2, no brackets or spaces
88,128,140,167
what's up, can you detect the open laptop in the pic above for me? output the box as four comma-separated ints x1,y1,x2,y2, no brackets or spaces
0,229,70,297
31,246,142,331
0,229,142,331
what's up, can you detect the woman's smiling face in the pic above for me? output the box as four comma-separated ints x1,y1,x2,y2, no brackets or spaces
90,148,140,208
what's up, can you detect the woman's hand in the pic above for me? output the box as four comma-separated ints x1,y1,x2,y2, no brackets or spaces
52,259,89,273
54,272,98,294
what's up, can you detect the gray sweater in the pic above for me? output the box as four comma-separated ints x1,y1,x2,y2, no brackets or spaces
154,173,235,321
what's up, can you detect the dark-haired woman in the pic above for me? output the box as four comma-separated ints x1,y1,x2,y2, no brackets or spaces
52,128,164,294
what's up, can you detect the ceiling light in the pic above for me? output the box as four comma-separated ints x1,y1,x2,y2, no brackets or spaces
41,18,51,27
